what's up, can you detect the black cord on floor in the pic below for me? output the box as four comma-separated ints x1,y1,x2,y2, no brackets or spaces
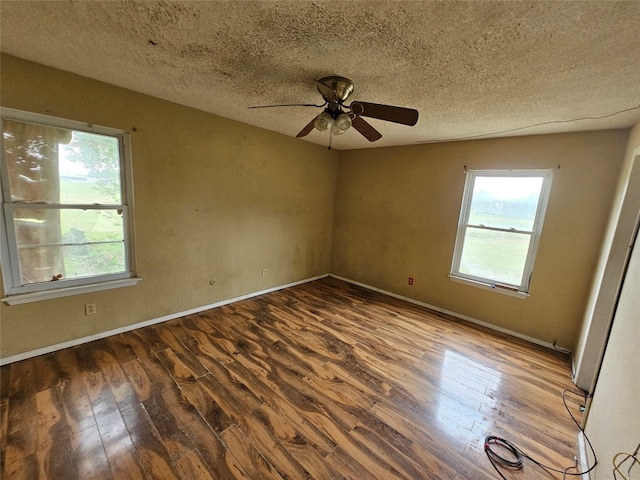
484,389,598,479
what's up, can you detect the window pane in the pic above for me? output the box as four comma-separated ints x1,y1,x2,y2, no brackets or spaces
459,227,531,286
2,119,71,204
64,241,125,279
12,208,125,284
59,131,122,204
2,120,122,205
468,176,543,231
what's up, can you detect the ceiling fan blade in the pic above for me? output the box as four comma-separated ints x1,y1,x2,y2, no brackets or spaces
351,115,382,142
350,101,419,126
296,117,317,138
248,102,325,109
315,80,339,103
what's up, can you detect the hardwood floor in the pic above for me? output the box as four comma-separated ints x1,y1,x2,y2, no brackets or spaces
0,277,584,479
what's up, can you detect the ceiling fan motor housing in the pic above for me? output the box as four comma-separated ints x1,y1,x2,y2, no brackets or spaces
317,76,355,103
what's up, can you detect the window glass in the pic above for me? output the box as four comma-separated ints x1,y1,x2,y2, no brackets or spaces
451,170,552,293
468,176,543,231
12,208,126,283
58,131,122,205
458,228,531,286
1,109,135,299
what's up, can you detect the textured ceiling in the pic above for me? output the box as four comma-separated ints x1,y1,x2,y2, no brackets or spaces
1,1,640,150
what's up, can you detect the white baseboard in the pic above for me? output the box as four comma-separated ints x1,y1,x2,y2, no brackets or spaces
329,274,573,353
577,431,592,480
2,272,572,365
0,274,329,366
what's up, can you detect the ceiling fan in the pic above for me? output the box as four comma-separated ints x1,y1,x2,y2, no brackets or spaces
249,75,419,149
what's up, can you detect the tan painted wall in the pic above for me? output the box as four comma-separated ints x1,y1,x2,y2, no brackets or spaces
332,132,628,348
0,55,338,358
0,53,631,360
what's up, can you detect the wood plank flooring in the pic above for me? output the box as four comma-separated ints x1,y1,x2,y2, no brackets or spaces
0,277,584,479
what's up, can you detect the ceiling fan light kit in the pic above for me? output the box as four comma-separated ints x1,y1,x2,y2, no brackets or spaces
249,75,419,149
314,111,332,132
332,113,352,135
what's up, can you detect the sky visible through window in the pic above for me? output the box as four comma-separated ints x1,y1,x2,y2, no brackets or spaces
474,176,543,200
59,143,89,177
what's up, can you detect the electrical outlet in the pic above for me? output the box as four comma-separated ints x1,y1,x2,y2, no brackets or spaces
262,269,268,277
408,277,414,285
85,303,97,315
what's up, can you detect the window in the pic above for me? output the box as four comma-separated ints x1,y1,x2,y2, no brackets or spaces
450,169,553,296
0,108,139,304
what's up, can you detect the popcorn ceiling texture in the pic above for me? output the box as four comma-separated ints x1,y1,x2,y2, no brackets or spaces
1,0,639,149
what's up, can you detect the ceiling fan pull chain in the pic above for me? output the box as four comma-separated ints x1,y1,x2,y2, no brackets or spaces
328,125,333,150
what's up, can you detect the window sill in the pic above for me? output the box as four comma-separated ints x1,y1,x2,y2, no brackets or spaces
449,275,529,299
1,277,142,305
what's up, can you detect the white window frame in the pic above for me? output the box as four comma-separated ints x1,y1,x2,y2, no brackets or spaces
0,108,140,304
450,169,553,298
